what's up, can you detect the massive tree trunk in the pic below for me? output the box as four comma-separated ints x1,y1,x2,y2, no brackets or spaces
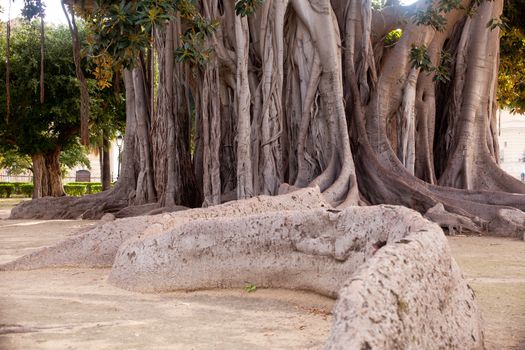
16,0,525,237
153,20,201,207
31,148,65,198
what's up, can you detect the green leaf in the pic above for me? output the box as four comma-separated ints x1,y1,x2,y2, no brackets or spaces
244,283,257,293
235,0,263,17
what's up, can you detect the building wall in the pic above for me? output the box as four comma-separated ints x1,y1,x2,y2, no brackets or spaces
498,110,525,182
67,140,121,183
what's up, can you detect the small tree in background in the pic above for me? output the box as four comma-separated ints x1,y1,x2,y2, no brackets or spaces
0,22,86,197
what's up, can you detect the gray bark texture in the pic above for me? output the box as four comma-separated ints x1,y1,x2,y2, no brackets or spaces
12,0,525,236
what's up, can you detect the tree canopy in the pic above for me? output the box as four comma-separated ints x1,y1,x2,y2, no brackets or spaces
498,0,525,112
0,21,81,157
0,19,124,195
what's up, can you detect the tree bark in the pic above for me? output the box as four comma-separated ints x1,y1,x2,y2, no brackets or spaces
153,20,200,208
31,154,45,199
102,134,111,191
17,0,525,236
31,149,65,198
132,64,157,204
235,15,253,200
44,148,65,197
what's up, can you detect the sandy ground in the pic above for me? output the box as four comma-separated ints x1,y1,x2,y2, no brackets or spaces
0,198,27,220
0,210,333,350
449,236,525,350
0,198,524,349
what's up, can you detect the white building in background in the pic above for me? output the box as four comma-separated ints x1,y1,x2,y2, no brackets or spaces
498,109,525,182
66,139,121,183
0,137,122,184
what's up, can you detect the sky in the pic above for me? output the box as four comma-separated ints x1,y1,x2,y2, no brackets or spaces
1,0,67,24
0,0,419,24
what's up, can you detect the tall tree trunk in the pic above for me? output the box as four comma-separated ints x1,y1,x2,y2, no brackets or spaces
108,68,140,203
102,134,111,191
132,64,156,204
44,148,65,197
18,0,525,235
31,154,45,199
235,15,253,200
154,20,200,207
31,149,65,198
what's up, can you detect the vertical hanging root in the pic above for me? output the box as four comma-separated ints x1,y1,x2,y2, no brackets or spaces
201,65,222,206
252,0,289,195
294,52,321,188
291,0,360,206
399,68,418,174
235,15,254,200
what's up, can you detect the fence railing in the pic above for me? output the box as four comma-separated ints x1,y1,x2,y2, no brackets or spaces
0,174,32,182
0,174,102,183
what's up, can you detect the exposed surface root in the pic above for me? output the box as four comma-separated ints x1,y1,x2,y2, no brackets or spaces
109,205,417,294
424,203,483,235
9,191,126,220
1,188,328,270
0,189,483,348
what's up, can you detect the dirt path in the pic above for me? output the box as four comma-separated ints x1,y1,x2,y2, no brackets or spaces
0,198,27,220
448,236,525,350
0,218,333,350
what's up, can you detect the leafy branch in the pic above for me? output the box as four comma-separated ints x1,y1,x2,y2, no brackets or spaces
410,45,453,83
235,0,263,17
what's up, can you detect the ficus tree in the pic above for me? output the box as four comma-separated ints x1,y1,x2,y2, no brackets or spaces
0,22,88,197
14,0,525,235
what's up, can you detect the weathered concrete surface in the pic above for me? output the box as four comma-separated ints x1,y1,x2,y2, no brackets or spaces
1,188,328,270
107,203,483,349
449,236,525,350
0,212,520,349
